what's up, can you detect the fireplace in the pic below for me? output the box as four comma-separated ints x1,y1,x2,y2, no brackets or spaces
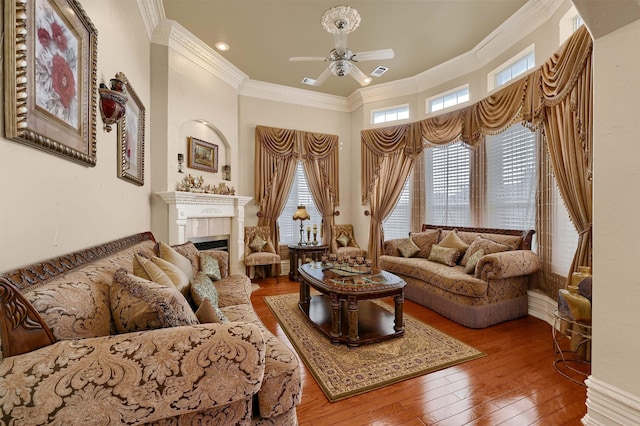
155,191,252,274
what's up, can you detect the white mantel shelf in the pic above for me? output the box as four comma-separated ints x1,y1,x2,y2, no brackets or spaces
155,191,253,274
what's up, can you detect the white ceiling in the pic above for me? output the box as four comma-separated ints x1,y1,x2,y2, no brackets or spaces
163,0,529,97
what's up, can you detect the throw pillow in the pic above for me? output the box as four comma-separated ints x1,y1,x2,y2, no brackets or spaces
249,236,267,253
195,298,224,324
171,241,201,278
460,236,512,266
398,238,420,258
427,244,460,267
190,271,229,323
409,229,441,258
157,241,195,280
464,249,485,274
200,252,222,281
110,269,199,334
336,233,351,247
150,255,190,295
438,230,470,258
133,253,174,288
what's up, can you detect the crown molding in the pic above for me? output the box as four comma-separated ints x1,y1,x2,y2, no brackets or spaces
136,0,164,39
240,80,347,112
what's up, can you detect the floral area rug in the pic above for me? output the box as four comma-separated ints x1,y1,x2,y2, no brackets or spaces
264,293,485,402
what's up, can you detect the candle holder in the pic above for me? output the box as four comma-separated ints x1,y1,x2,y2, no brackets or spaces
312,231,318,245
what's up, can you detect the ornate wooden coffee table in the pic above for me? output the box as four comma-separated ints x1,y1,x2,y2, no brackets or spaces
298,262,406,347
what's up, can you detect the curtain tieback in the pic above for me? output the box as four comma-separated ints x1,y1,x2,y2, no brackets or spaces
578,224,592,235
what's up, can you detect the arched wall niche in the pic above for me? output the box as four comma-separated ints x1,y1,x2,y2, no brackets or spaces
177,119,232,183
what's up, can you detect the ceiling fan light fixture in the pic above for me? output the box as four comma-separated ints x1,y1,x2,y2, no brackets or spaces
329,60,352,77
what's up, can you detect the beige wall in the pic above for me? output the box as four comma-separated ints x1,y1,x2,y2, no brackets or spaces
0,0,150,272
592,17,640,400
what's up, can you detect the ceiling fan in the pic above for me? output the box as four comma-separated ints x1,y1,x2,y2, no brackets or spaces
289,5,394,87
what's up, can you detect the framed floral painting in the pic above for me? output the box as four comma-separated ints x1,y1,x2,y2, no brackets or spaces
116,72,145,186
188,137,219,173
4,0,98,166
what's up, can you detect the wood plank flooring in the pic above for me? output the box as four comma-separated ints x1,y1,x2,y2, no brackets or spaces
251,277,588,426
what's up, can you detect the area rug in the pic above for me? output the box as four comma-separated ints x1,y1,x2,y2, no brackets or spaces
264,293,485,402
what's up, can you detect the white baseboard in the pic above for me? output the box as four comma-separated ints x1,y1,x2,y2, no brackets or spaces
583,376,640,425
527,289,556,326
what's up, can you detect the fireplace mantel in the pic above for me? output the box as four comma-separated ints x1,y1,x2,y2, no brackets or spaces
156,191,252,274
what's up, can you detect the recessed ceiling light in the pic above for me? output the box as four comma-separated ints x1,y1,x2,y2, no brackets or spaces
214,42,229,51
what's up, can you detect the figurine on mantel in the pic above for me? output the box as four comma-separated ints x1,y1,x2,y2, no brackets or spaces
177,174,235,195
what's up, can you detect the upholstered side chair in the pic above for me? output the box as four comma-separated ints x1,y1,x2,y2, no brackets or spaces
330,224,367,258
244,226,280,282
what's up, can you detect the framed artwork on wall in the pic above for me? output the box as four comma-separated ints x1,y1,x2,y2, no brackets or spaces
188,137,219,173
4,0,98,166
117,72,145,186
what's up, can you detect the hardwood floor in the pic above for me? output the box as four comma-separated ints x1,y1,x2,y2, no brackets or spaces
251,277,589,426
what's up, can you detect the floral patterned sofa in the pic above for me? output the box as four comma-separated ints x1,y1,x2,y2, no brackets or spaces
380,225,539,328
0,232,301,425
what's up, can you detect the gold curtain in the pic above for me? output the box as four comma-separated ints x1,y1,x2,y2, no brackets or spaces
255,125,340,250
360,26,592,278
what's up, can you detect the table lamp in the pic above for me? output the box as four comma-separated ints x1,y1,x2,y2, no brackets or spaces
293,205,310,245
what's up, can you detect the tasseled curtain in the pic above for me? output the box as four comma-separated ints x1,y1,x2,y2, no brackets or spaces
361,25,592,278
255,125,339,249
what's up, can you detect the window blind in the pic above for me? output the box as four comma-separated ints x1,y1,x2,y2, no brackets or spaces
279,162,321,245
382,175,411,240
425,142,471,226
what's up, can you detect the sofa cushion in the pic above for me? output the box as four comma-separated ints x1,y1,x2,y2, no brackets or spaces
464,249,485,274
398,238,420,258
409,229,440,258
151,255,190,295
438,229,469,258
158,241,196,280
195,298,225,323
428,244,460,266
133,253,175,288
214,274,253,307
170,241,201,278
111,269,198,333
460,236,513,266
200,252,222,281
25,280,112,341
190,271,229,323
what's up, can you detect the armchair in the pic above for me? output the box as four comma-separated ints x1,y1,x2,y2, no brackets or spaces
244,226,281,282
330,224,367,258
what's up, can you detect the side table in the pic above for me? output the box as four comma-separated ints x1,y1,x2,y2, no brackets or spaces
288,244,328,281
552,310,592,386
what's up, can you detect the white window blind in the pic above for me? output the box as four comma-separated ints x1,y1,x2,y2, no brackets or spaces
425,142,471,226
382,175,411,240
485,124,537,230
552,181,579,275
278,162,321,245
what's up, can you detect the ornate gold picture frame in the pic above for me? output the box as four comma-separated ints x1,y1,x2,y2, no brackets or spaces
116,72,145,186
4,0,98,166
188,137,218,173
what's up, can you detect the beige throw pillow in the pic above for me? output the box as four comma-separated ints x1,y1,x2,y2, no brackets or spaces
157,241,195,280
427,244,460,267
195,298,224,324
133,253,174,288
249,236,267,253
438,230,470,257
110,269,199,334
151,255,190,295
336,233,351,247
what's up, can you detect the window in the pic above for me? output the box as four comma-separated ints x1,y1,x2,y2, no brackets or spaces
488,45,535,91
371,104,410,124
427,85,470,113
278,162,321,245
485,124,537,230
551,180,579,275
573,15,584,31
382,175,411,240
425,142,471,226
559,7,584,45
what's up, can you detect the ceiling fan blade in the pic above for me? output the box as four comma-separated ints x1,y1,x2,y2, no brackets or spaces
351,48,395,62
312,68,332,86
349,64,371,86
289,56,328,62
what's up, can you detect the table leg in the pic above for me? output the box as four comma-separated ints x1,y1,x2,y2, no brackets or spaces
347,295,359,346
299,281,310,309
330,293,341,341
394,293,405,333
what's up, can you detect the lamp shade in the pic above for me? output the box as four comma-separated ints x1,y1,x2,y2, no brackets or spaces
293,205,310,221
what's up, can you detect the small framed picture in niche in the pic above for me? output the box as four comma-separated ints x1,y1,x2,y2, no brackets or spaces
188,137,218,173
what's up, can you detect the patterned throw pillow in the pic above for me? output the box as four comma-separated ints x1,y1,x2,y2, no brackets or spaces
464,249,485,274
157,241,195,280
409,229,441,258
398,238,420,258
427,244,460,267
190,272,228,323
460,236,512,266
336,233,351,247
110,269,199,334
200,252,222,281
249,236,267,253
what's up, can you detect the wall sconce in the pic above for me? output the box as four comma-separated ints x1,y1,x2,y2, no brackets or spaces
98,78,127,132
222,165,231,181
178,153,184,173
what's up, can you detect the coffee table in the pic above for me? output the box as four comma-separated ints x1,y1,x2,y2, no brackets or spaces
298,262,406,347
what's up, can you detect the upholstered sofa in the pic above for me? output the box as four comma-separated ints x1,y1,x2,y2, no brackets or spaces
379,225,539,328
0,232,301,425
